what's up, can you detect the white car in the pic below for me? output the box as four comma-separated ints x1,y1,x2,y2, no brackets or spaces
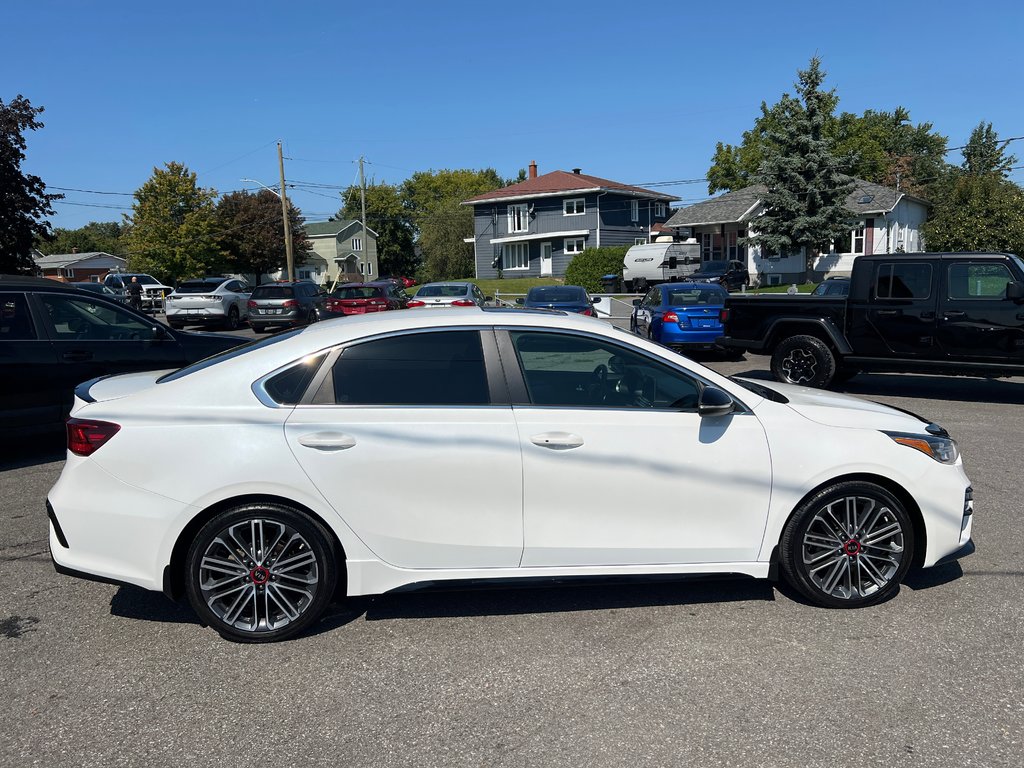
164,277,251,331
406,282,490,308
48,309,975,642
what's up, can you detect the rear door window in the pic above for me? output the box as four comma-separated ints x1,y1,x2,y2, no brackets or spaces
874,263,933,300
0,293,37,340
38,294,152,340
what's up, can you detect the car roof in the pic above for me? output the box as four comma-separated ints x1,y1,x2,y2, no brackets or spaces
661,282,726,290
419,281,473,287
0,275,99,291
181,277,229,285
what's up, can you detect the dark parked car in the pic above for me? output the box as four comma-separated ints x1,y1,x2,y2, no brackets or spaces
248,280,325,333
689,260,750,292
811,277,851,297
517,285,600,316
322,282,409,317
631,283,730,352
0,275,246,437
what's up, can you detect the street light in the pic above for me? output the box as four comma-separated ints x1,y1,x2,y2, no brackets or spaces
240,178,280,197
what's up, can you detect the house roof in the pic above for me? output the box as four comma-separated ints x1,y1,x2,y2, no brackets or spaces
33,251,126,269
665,179,928,228
302,219,378,238
463,170,680,205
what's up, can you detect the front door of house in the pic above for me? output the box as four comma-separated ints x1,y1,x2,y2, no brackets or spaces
540,242,553,276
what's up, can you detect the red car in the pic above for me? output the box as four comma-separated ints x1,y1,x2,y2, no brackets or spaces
321,282,410,317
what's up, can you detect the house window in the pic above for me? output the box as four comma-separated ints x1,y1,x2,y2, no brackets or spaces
630,199,639,222
654,202,667,218
352,237,362,252
299,270,312,279
851,226,865,254
359,262,365,275
508,204,529,233
505,242,529,270
563,198,585,216
634,237,647,245
63,268,75,278
366,261,373,275
564,238,586,255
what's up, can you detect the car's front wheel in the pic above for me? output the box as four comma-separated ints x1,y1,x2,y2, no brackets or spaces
185,503,339,642
780,481,914,608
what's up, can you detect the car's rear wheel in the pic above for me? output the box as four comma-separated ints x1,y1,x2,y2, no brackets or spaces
224,306,240,331
771,334,836,388
780,481,914,608
185,503,338,643
306,309,317,325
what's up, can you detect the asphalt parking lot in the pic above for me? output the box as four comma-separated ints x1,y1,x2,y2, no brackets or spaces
2,327,1023,767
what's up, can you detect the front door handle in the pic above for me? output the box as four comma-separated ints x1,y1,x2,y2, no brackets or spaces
297,432,357,451
943,311,966,320
530,432,584,450
61,350,93,362
875,309,900,317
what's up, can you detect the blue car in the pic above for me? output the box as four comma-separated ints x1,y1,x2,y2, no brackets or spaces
518,285,600,316
631,282,729,352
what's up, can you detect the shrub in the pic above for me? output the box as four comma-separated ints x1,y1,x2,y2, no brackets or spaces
563,246,628,293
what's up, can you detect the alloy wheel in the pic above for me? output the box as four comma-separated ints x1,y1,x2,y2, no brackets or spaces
197,518,321,633
801,495,905,600
781,347,817,384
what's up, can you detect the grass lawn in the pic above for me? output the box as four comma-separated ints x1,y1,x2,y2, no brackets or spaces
747,283,816,294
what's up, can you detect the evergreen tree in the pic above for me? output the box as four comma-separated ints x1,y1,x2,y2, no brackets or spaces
0,95,62,274
746,58,854,273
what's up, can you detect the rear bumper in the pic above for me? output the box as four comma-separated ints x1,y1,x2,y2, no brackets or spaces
660,327,723,348
166,307,229,323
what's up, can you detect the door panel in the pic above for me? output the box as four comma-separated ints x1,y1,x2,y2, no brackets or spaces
847,260,939,357
935,260,1024,360
540,242,553,277
0,292,60,429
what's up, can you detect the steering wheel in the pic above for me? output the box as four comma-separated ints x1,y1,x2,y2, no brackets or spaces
587,364,608,403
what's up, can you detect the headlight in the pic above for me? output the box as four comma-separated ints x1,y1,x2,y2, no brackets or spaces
882,431,959,464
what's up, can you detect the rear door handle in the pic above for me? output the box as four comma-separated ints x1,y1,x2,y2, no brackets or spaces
61,351,93,362
297,432,357,451
530,432,584,450
943,311,966,319
875,310,900,317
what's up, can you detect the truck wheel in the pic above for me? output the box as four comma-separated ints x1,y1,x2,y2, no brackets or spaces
771,335,836,388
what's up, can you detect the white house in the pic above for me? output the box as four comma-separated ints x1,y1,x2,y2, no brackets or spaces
664,179,929,284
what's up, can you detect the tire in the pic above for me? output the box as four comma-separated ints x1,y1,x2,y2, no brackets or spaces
185,503,339,643
779,481,915,608
306,310,317,325
224,306,240,331
771,335,836,388
167,321,184,330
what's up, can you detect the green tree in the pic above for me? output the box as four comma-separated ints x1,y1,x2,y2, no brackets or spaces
747,58,854,273
123,162,220,283
563,246,629,293
216,189,308,283
36,221,124,256
401,168,504,280
0,95,62,274
961,121,1017,176
338,182,416,276
707,100,795,193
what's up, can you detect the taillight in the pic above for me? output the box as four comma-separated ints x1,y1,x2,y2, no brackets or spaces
719,308,731,323
663,311,679,324
66,418,120,457
325,299,342,311
451,299,475,307
247,300,257,309
282,299,299,308
407,300,425,307
580,307,594,316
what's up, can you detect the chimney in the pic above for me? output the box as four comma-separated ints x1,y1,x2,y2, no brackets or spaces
572,168,582,175
528,160,537,179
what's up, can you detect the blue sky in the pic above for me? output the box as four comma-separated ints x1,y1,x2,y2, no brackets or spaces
7,0,1024,229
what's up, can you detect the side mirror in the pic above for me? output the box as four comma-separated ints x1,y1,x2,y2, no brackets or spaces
515,297,525,305
1007,281,1024,302
632,299,642,307
591,296,602,303
152,325,170,340
485,295,494,302
698,386,735,417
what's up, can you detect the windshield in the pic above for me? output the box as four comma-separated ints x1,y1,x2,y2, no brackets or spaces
251,286,294,299
158,329,304,383
333,286,384,299
665,287,726,305
127,275,160,285
418,285,470,297
175,280,224,293
695,262,727,275
526,287,587,303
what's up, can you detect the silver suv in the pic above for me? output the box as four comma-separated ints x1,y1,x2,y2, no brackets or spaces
248,281,325,333
165,277,252,330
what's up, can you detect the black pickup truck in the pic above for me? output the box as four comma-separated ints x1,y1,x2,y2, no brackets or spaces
718,252,1024,388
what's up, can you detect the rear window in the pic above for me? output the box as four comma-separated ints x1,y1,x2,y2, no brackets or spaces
875,263,932,300
333,286,384,299
251,286,295,299
175,280,224,294
527,287,587,302
158,329,304,383
665,287,725,306
263,352,328,404
418,285,470,297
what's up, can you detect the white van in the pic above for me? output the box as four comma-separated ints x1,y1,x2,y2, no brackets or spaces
623,242,701,292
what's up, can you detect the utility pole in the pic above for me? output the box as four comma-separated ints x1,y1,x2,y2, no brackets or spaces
278,141,295,282
359,155,368,277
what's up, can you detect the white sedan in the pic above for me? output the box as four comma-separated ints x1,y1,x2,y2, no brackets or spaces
48,309,975,642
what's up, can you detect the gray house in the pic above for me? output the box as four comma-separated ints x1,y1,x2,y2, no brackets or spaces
463,163,679,279
664,179,929,284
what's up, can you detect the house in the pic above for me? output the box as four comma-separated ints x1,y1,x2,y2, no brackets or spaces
33,251,128,282
270,219,378,285
663,179,929,285
462,162,680,279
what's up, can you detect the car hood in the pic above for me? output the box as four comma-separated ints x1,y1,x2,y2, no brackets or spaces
740,378,930,431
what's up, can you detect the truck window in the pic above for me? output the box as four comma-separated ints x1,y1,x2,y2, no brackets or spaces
947,263,1012,300
875,263,932,300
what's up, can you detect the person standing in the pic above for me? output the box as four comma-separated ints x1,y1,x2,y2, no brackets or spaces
127,276,143,311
